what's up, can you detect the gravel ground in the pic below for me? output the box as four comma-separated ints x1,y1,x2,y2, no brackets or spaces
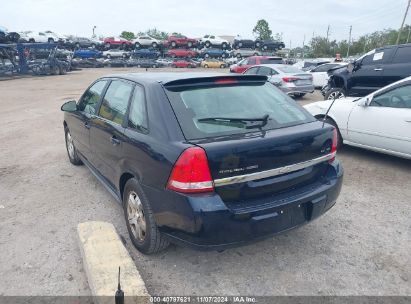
0,68,410,296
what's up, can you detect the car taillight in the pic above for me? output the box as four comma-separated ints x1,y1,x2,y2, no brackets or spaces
282,76,299,82
329,128,338,163
167,147,214,193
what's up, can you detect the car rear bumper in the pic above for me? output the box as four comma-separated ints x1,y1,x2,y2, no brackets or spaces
282,84,315,95
142,161,343,250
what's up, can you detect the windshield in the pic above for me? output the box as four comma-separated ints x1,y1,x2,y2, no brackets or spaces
165,82,314,140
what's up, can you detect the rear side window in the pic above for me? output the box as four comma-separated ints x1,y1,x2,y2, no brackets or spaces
128,86,148,131
165,82,314,140
392,47,411,64
248,58,256,65
99,80,133,125
257,66,272,76
260,58,283,64
78,80,108,114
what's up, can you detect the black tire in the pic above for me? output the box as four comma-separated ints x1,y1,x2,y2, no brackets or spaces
255,41,261,48
135,42,141,49
204,53,209,58
91,43,96,49
187,42,193,48
222,42,228,49
48,38,54,43
51,65,59,75
106,54,111,59
137,64,141,68
64,127,83,165
325,88,346,100
59,66,67,75
152,64,157,68
322,117,343,149
236,53,242,59
123,178,169,254
29,38,35,43
105,42,111,49
152,42,158,48
220,64,225,68
205,41,211,48
204,64,209,68
75,43,80,49
171,41,177,48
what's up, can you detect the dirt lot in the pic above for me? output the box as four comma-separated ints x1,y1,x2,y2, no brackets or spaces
0,68,410,296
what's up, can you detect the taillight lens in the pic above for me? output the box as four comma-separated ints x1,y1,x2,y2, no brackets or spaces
282,76,299,82
329,128,338,163
167,147,214,193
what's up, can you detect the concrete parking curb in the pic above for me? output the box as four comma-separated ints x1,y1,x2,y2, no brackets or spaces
77,221,149,304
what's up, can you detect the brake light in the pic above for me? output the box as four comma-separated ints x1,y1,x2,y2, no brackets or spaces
282,76,299,82
167,147,214,193
329,128,338,163
214,78,238,85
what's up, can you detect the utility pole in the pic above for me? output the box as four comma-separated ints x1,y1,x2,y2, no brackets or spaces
326,25,330,42
92,26,97,38
289,40,292,58
347,25,352,58
397,0,411,44
407,27,411,43
302,34,306,59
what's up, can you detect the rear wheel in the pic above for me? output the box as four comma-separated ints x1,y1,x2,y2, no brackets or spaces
205,41,211,48
204,64,209,68
222,42,228,49
105,42,111,49
171,41,177,48
152,42,158,48
135,42,141,49
48,38,54,43
187,42,193,48
65,128,83,165
123,179,169,254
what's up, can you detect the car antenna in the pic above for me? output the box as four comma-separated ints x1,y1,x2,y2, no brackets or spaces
322,95,337,128
115,266,124,304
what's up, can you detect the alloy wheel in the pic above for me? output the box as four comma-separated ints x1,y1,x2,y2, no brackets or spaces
66,131,75,159
127,191,146,242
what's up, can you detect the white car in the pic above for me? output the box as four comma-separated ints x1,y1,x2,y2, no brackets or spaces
304,77,411,159
132,36,161,48
102,49,130,59
20,31,58,43
199,35,229,49
308,62,347,88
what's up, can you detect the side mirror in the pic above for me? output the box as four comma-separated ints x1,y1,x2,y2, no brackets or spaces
61,100,77,112
358,97,370,107
347,63,354,73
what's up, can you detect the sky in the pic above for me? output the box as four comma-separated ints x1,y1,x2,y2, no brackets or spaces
1,0,409,47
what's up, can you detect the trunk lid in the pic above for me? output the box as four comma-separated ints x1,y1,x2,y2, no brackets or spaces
189,121,334,202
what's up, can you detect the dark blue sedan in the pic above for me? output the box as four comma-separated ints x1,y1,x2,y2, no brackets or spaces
61,73,343,254
73,49,102,59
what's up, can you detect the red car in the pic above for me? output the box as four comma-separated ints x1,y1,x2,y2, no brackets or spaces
165,35,198,48
103,37,133,48
171,59,197,68
230,56,283,73
167,49,198,58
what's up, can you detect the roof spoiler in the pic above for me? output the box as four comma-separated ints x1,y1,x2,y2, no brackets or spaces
164,75,268,89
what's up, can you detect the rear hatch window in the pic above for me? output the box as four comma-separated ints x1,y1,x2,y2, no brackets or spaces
164,80,314,140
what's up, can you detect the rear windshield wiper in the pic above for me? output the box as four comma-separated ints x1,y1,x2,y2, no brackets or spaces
197,114,269,129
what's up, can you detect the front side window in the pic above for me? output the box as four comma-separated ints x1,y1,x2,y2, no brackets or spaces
99,80,133,125
257,66,272,76
165,82,314,140
371,85,411,109
128,86,148,131
78,80,108,114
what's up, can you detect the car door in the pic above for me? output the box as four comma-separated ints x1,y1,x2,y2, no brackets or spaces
381,46,410,87
89,79,134,185
347,83,411,156
349,50,385,96
69,80,109,161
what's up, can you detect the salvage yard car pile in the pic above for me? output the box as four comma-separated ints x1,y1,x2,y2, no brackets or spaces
0,27,287,76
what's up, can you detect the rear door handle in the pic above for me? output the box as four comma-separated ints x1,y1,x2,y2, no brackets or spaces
374,68,383,71
84,122,91,129
110,136,121,146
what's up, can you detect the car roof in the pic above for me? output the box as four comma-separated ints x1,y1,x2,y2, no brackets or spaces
101,72,263,85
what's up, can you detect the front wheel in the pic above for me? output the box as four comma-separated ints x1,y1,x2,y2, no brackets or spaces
65,128,83,165
325,88,346,100
123,179,169,254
